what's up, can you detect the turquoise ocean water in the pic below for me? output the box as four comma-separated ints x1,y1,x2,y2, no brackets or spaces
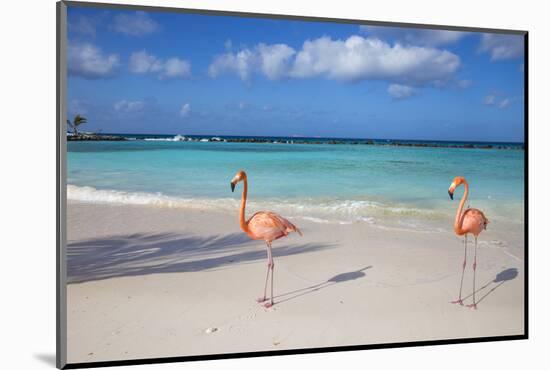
67,137,524,233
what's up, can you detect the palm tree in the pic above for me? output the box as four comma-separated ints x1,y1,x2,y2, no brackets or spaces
67,114,87,136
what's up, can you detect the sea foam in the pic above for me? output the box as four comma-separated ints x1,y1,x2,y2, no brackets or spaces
143,134,186,142
67,184,231,210
67,184,448,231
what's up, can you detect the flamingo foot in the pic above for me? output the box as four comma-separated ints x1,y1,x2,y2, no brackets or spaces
263,301,274,308
256,297,267,303
466,303,478,310
451,299,464,305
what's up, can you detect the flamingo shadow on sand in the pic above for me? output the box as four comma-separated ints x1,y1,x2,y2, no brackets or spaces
455,267,519,307
274,266,373,305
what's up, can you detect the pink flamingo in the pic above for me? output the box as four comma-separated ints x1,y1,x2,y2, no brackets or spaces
230,170,302,308
448,176,489,309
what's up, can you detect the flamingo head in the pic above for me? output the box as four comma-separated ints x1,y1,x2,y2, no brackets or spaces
230,170,247,192
448,176,465,200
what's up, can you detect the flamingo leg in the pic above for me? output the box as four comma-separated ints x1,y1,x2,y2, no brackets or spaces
270,252,275,307
468,237,478,309
256,243,271,303
264,242,275,308
452,235,468,305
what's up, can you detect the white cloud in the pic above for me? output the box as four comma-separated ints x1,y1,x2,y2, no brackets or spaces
210,44,295,81
499,98,511,109
208,48,257,81
457,79,473,88
257,44,296,80
69,15,98,37
162,58,191,79
68,42,119,79
129,50,191,79
359,26,467,46
415,30,467,46
388,84,415,99
114,100,145,112
208,35,460,86
129,50,162,73
180,103,191,118
484,94,496,105
289,36,460,85
112,11,159,36
484,94,513,109
224,39,233,51
479,34,524,61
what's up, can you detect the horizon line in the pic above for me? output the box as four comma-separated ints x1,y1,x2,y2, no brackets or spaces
79,131,525,145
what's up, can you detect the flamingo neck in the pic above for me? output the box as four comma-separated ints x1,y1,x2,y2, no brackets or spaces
239,178,248,233
454,180,469,234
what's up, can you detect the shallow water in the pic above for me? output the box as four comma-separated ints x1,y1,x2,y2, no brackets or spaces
67,139,524,233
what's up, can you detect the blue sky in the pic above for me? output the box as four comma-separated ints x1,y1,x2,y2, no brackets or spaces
67,6,525,142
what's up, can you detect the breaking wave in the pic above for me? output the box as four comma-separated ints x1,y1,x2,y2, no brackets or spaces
67,184,449,230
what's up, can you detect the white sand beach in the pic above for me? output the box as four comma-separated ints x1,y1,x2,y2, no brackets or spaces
66,201,524,364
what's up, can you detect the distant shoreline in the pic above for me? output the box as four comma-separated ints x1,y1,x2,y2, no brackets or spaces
67,133,126,141
67,133,524,150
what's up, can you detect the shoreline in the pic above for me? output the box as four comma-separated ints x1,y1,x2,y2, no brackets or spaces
67,201,525,363
67,133,525,150
66,185,525,240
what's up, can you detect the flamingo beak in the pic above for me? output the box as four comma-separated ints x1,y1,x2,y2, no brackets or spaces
231,182,235,192
448,190,454,200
